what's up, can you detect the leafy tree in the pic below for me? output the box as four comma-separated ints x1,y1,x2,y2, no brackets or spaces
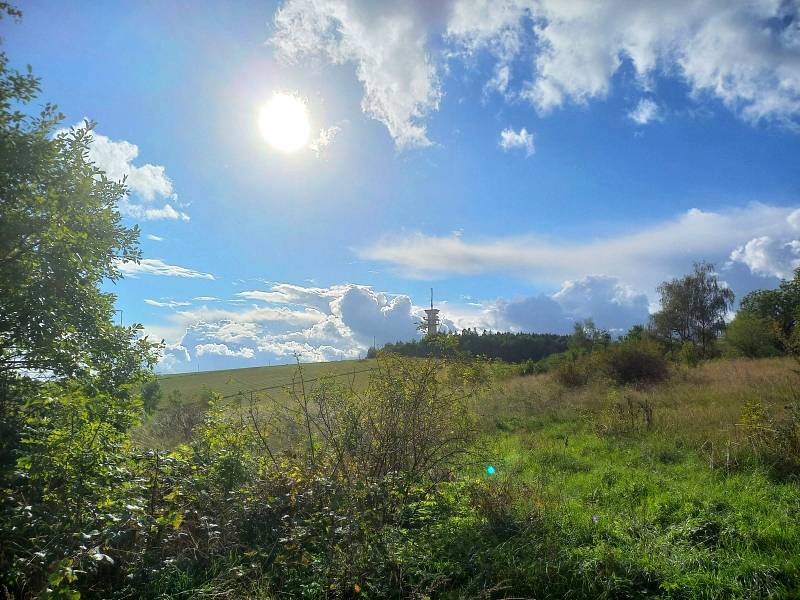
140,378,163,413
724,312,779,358
651,262,734,356
382,330,569,362
0,13,161,595
568,319,611,353
739,268,800,353
0,25,158,389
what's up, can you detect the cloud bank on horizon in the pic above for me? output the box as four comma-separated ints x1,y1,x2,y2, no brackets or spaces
141,199,800,372
154,277,654,373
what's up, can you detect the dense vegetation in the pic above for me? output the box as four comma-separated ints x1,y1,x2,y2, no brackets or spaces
4,8,800,598
378,330,569,363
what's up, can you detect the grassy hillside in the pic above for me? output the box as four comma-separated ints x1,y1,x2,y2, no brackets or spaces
131,355,800,597
157,358,378,404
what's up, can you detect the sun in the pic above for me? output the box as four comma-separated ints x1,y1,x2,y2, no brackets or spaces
258,92,311,153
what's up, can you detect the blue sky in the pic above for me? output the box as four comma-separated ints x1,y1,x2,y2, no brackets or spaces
5,0,800,371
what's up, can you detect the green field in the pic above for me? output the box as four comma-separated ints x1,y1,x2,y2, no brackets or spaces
137,355,800,597
157,358,378,404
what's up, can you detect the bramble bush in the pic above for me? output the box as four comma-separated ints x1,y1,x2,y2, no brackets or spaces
1,354,489,599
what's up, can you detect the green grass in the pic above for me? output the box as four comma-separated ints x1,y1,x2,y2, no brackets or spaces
440,357,800,597
157,358,377,404
141,356,800,597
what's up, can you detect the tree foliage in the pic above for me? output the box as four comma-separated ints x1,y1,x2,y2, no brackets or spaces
382,329,569,363
0,14,161,596
0,58,155,385
651,262,734,356
739,268,800,354
724,312,779,358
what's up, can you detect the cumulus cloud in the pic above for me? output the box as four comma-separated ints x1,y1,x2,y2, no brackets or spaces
146,234,164,241
730,237,800,279
361,203,800,291
159,342,191,372
117,258,215,280
499,127,535,156
448,276,650,335
195,343,256,359
153,277,657,372
119,200,189,222
155,283,424,372
628,98,661,125
272,0,443,149
57,121,189,220
271,0,800,147
551,275,650,331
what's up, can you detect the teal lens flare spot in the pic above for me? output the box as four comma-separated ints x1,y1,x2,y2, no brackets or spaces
486,466,495,475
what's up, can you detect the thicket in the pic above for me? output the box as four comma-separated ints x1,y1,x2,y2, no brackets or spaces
2,354,491,598
379,329,569,363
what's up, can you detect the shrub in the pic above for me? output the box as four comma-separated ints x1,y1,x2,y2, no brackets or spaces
140,378,162,413
724,313,779,358
599,339,669,386
552,353,590,387
679,341,701,368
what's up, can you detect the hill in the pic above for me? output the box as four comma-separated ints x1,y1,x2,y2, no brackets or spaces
157,358,378,404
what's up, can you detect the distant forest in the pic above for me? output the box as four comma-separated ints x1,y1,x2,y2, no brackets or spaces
378,329,570,363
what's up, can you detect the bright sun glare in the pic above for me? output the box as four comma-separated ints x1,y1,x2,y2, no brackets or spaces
258,93,310,153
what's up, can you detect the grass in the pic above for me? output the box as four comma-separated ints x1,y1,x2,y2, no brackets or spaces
139,356,800,597
453,356,800,597
157,358,378,404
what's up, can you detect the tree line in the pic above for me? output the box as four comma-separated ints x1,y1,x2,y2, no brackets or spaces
378,260,800,372
376,330,570,363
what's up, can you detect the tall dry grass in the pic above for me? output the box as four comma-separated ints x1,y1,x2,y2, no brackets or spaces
485,356,799,461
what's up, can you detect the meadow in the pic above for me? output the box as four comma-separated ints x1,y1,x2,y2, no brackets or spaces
123,355,800,598
157,359,378,404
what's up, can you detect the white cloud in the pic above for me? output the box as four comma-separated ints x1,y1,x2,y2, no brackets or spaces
499,126,534,156
159,342,191,372
789,208,800,231
446,0,528,97
628,98,661,125
519,0,800,126
117,258,215,280
194,296,220,302
309,125,341,156
153,276,655,373
361,203,800,291
146,234,164,241
730,236,800,279
439,275,649,335
271,0,800,147
119,199,189,222
271,0,443,149
57,121,189,220
145,298,191,309
195,343,256,359
155,282,423,372
551,275,649,331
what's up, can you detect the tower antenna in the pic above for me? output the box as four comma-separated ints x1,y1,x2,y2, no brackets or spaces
422,288,440,337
